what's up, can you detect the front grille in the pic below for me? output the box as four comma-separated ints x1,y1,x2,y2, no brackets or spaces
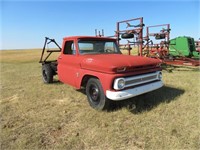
127,64,157,72
124,72,160,88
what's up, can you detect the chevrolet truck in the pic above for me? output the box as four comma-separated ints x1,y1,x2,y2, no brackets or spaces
39,36,163,110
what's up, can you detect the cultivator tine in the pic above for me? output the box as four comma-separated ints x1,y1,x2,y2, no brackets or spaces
160,28,171,32
134,23,145,28
126,22,145,28
126,22,131,28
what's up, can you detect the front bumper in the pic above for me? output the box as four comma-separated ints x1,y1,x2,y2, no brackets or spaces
106,81,163,101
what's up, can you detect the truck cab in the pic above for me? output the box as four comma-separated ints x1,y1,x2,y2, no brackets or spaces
40,36,163,110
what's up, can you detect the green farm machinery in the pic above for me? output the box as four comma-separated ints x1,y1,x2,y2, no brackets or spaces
142,23,199,66
169,36,199,58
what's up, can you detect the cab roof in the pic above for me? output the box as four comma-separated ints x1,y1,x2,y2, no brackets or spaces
63,36,116,41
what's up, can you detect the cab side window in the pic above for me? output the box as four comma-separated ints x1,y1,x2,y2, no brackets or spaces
63,41,76,55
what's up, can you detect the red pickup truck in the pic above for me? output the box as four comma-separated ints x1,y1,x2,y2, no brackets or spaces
40,36,163,110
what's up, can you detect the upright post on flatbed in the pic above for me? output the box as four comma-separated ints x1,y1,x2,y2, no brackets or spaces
39,37,48,63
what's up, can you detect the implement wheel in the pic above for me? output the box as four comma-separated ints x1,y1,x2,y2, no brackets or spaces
121,33,134,39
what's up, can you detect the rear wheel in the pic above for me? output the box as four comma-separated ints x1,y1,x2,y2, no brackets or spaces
86,78,110,110
42,64,53,83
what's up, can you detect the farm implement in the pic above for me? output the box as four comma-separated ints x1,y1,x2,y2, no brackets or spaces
112,17,200,67
115,17,144,56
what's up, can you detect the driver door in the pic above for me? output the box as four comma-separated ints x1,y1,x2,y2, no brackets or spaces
57,40,80,87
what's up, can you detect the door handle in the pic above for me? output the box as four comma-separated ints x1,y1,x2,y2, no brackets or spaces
58,56,62,59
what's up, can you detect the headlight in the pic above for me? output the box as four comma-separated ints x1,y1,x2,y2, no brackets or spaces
118,79,125,89
114,78,125,90
158,72,162,80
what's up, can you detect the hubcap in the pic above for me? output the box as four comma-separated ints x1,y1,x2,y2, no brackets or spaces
89,84,100,103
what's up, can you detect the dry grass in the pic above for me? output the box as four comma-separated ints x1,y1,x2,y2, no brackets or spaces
0,49,200,150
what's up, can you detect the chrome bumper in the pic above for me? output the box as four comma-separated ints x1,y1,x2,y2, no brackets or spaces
106,81,163,101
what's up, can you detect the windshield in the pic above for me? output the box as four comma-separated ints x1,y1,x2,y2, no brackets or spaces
78,39,121,55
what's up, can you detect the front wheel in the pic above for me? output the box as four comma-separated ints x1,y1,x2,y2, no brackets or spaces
86,78,110,110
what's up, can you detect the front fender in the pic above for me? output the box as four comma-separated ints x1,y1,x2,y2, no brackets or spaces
76,69,115,94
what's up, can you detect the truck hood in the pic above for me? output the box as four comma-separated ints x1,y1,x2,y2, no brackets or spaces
80,54,161,73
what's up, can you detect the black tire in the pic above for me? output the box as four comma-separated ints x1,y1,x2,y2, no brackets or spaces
86,78,110,110
42,64,53,83
121,33,134,39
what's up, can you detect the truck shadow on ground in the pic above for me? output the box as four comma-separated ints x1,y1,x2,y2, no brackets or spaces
109,85,185,114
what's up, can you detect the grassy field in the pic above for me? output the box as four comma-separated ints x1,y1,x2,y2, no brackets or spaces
0,49,200,150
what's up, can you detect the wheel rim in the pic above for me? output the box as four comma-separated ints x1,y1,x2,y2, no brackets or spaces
89,84,100,104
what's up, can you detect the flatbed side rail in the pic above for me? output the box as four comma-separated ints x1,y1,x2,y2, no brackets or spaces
39,37,62,64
